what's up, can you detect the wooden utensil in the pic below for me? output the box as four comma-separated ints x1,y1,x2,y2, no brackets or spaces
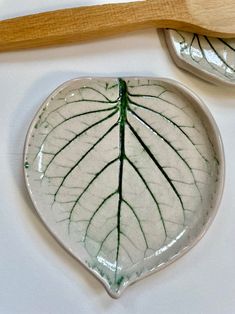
1,0,235,52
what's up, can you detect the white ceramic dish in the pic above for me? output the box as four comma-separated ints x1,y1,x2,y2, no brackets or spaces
24,77,224,298
165,29,235,86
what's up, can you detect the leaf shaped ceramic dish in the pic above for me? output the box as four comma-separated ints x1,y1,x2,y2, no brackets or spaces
24,77,224,298
165,29,235,86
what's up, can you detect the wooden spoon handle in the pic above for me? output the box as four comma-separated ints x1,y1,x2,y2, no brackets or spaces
0,1,235,52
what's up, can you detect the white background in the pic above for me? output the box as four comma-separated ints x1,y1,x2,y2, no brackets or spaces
1,1,235,313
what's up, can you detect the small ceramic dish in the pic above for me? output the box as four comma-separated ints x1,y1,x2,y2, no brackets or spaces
164,29,235,86
24,77,224,298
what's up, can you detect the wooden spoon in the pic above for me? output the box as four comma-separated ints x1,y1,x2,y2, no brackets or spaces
1,0,235,52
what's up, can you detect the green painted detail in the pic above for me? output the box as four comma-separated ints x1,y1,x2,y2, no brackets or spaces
116,275,125,287
24,161,29,169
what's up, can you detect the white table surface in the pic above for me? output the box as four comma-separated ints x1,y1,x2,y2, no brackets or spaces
1,1,235,313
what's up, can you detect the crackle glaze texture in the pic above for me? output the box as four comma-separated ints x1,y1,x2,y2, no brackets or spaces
24,78,224,298
165,29,235,86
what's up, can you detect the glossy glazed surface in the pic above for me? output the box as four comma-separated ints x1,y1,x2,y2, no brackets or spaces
24,77,224,298
165,29,235,86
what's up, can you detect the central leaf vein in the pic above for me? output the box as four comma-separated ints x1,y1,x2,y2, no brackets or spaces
115,78,128,282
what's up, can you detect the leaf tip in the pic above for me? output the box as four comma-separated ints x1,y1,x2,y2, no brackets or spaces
105,278,128,299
